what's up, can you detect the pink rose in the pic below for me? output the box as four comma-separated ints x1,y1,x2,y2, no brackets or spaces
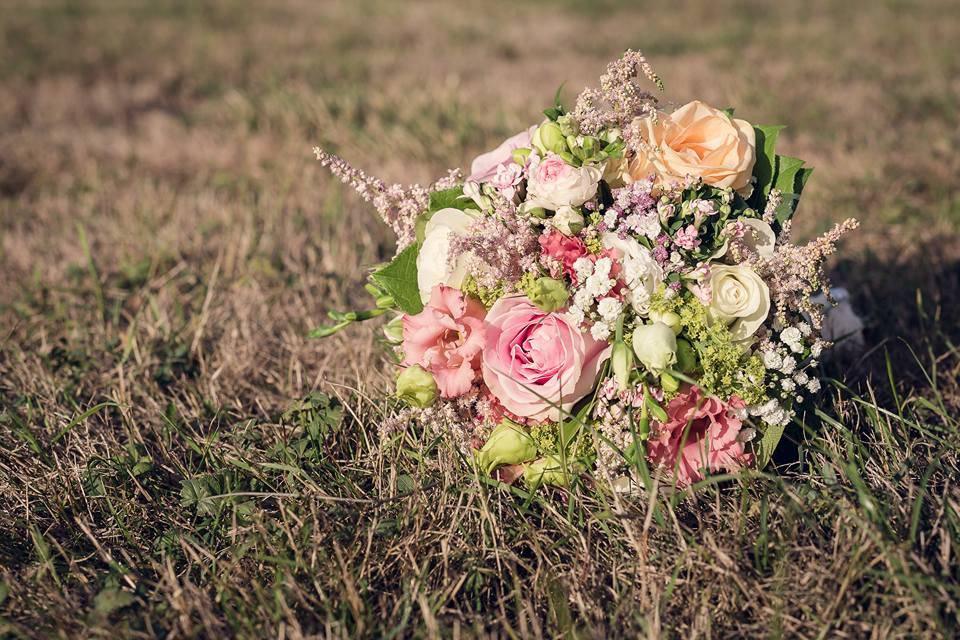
481,296,610,421
647,386,752,487
525,153,602,211
468,126,536,183
402,285,486,398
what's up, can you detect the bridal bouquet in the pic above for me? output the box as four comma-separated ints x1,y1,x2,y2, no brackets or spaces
314,51,857,490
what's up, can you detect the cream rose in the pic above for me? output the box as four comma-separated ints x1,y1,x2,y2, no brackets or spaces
526,153,602,211
416,208,478,303
629,100,756,195
707,264,770,341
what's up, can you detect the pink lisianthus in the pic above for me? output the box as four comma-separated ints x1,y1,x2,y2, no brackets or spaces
538,230,588,281
402,285,487,398
647,386,752,487
674,224,701,250
489,162,524,200
468,126,537,183
481,295,610,421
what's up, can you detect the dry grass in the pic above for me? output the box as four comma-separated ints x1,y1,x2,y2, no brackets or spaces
1,0,959,637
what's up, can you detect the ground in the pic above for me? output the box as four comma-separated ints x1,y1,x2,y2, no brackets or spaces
1,0,959,637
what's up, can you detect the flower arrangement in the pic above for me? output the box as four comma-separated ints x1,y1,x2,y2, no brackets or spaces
314,51,857,490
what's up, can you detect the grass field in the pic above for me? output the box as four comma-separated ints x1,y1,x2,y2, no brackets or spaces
2,0,960,637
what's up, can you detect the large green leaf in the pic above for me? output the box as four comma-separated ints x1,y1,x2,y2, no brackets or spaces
370,242,423,315
428,186,468,213
755,421,786,469
750,124,784,208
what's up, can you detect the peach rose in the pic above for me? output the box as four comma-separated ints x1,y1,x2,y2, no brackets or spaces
628,100,756,195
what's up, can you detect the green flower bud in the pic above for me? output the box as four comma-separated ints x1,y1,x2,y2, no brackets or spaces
551,205,584,235
579,136,597,157
475,420,537,474
675,338,698,373
383,315,404,344
632,322,678,372
523,455,578,488
649,310,682,335
512,147,532,166
557,151,578,166
396,365,437,408
534,122,567,154
611,340,634,390
556,114,579,137
527,206,547,219
527,277,569,313
659,372,680,394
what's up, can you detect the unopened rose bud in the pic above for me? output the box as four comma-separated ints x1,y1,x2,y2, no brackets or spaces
523,455,577,488
556,114,579,137
533,122,566,155
659,372,680,393
527,277,569,313
632,322,678,372
551,205,584,235
611,340,634,390
675,338,698,373
396,365,437,408
383,315,404,344
475,420,537,474
649,310,682,335
512,147,532,166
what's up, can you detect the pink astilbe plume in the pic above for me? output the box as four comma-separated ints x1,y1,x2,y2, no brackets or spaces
313,147,461,250
573,49,662,135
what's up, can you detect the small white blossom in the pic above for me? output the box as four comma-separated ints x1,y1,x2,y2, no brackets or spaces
806,378,821,393
793,371,810,386
781,379,796,393
573,257,594,281
597,297,623,322
781,326,802,345
762,350,783,370
567,306,586,326
603,209,619,229
797,322,812,337
590,321,612,341
780,356,797,375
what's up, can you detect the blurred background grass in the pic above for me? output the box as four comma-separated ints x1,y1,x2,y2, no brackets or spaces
1,1,959,637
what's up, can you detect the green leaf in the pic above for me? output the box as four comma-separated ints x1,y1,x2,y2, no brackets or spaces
750,125,784,207
369,243,423,315
755,421,786,469
553,82,567,109
774,155,805,195
772,155,807,224
428,186,468,214
94,587,135,614
395,474,415,495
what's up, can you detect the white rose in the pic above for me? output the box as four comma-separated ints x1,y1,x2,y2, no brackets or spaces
551,205,584,235
416,208,478,303
601,233,663,315
632,322,677,371
707,264,771,340
526,153,602,211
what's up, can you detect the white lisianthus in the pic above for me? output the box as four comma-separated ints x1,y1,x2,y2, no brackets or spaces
526,153,602,211
601,233,664,315
707,263,771,341
741,218,777,258
552,205,585,236
632,322,678,371
416,207,479,303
